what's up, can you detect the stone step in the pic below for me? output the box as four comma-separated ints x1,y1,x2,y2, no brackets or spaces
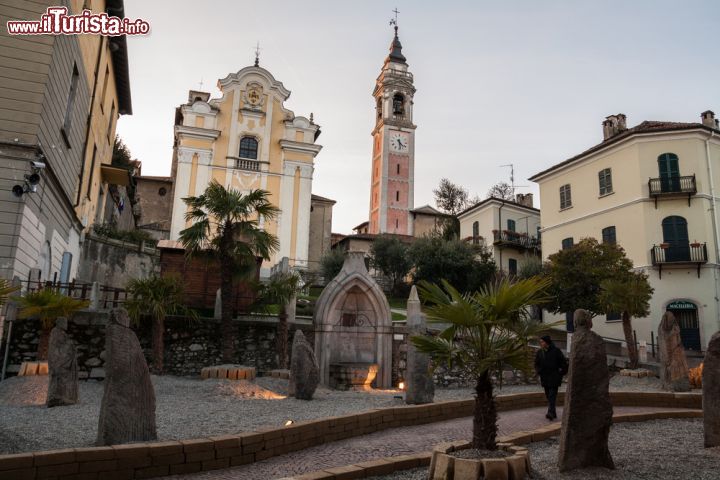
17,361,48,376
200,365,256,380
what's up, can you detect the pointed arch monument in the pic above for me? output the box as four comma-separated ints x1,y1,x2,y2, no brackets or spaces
313,251,393,388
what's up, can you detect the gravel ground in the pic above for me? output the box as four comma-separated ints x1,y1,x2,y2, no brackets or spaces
0,375,481,454
0,372,687,455
366,420,720,480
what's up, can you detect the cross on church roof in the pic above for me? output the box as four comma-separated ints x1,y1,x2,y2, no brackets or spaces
254,41,261,67
389,8,400,36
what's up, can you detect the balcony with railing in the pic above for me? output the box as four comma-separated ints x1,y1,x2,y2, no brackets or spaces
650,242,707,278
492,230,541,251
236,158,260,172
648,175,697,207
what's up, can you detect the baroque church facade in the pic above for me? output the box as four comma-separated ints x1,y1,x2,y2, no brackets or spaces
168,60,323,277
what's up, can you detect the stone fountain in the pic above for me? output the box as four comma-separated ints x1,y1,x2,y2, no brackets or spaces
313,251,393,389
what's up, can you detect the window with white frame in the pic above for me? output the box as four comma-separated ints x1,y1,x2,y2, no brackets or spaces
598,168,613,195
560,184,572,209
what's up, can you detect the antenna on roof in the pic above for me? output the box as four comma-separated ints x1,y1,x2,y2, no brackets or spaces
499,164,528,198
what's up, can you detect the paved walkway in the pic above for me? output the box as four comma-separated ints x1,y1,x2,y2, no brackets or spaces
163,405,680,480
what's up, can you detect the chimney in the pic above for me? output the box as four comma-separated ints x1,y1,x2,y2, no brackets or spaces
701,110,716,128
515,193,534,208
602,114,628,140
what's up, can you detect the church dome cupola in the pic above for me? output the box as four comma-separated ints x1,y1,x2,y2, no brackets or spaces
387,26,407,64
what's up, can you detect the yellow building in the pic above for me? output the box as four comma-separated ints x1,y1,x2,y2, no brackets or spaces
530,111,720,351
71,0,132,229
168,62,322,276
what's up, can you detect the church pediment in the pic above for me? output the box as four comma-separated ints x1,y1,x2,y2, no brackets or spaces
218,66,291,101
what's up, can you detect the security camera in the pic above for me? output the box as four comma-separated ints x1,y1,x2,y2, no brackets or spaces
31,161,46,170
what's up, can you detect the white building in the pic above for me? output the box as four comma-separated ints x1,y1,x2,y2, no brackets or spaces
530,111,720,351
458,194,541,276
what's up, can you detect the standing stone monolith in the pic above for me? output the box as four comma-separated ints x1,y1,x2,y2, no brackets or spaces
658,311,690,392
703,331,720,447
558,309,614,472
46,317,78,407
96,308,157,445
405,285,434,405
289,330,319,400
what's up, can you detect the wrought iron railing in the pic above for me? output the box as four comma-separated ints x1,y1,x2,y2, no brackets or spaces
648,175,696,196
650,243,707,264
493,231,541,249
22,278,127,309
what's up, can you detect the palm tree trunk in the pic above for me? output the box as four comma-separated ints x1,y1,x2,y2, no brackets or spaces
220,256,234,363
277,307,288,369
152,315,164,374
37,325,51,361
473,370,498,450
622,311,639,369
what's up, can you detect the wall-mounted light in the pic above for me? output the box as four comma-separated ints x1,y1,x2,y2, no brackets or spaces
12,158,45,198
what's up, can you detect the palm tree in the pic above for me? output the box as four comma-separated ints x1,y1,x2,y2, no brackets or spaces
260,270,303,369
179,180,280,362
412,276,553,450
125,275,197,374
16,289,89,360
599,272,653,369
0,279,20,307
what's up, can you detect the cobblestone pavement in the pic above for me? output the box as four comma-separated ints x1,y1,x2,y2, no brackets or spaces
165,406,678,480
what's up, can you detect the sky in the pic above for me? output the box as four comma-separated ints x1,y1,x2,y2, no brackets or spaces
116,0,720,234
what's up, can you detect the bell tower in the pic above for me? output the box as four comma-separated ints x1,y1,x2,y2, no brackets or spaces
368,19,416,235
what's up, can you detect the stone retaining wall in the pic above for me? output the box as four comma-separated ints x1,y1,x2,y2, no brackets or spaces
3,312,532,387
0,313,314,378
0,391,702,480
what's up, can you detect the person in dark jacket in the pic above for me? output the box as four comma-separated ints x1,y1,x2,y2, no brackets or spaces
534,335,567,420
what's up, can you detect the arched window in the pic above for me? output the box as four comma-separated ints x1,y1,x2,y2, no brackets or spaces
472,221,479,245
377,97,383,119
662,216,690,261
658,153,680,192
392,93,404,116
239,137,258,160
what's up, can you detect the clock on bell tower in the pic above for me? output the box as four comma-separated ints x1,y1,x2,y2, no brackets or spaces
368,22,416,235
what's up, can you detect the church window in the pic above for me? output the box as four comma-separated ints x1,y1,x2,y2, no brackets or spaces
396,164,400,175
392,93,404,116
396,219,399,228
239,137,258,160
396,191,400,201
377,97,382,119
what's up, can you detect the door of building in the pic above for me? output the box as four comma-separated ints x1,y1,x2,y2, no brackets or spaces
658,153,680,192
667,300,701,351
662,216,690,262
